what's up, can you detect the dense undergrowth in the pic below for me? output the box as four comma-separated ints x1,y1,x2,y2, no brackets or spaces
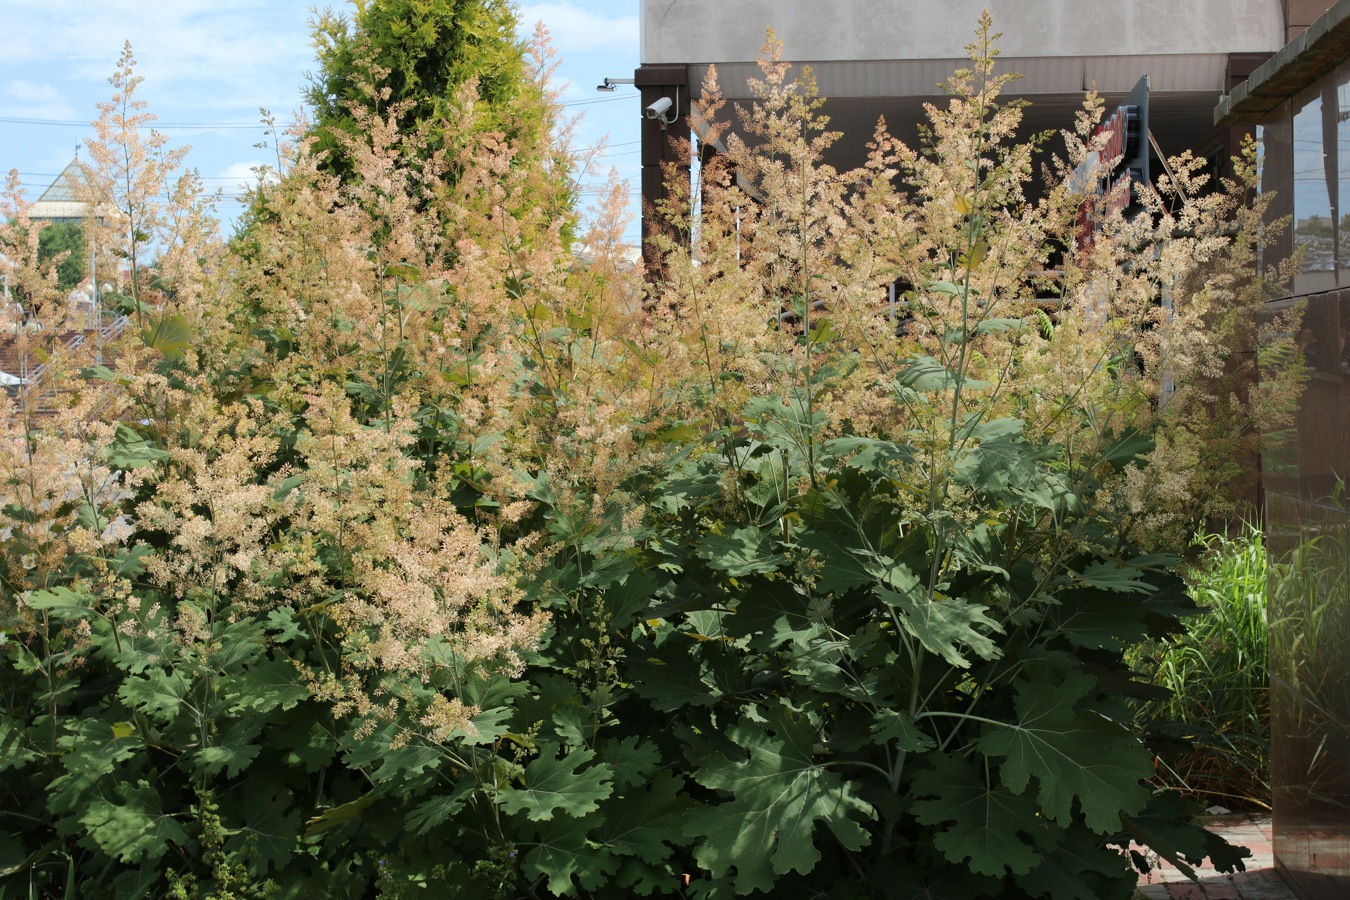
0,12,1302,900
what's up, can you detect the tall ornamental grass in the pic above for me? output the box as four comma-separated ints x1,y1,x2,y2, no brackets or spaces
1131,527,1270,809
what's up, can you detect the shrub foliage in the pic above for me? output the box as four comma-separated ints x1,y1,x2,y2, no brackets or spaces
0,15,1298,899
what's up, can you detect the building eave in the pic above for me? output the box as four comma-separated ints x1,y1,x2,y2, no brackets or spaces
1215,0,1350,124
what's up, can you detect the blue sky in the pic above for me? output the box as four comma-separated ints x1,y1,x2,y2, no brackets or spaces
0,0,642,242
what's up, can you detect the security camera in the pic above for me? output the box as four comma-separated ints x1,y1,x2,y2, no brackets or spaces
645,97,674,121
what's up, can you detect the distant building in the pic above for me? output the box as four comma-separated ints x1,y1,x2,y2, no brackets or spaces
0,162,127,390
0,252,13,307
636,1,1302,254
21,158,127,302
27,159,87,225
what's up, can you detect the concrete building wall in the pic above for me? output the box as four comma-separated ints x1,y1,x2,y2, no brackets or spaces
641,0,1286,66
1285,0,1344,39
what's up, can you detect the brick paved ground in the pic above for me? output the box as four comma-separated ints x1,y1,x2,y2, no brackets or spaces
1133,815,1297,900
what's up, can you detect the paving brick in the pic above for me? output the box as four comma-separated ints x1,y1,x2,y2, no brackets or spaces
1233,883,1302,899
1134,815,1298,900
1230,868,1280,883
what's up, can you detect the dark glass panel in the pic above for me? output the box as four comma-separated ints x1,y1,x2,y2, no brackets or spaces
1293,85,1338,294
1267,490,1350,898
1260,102,1295,295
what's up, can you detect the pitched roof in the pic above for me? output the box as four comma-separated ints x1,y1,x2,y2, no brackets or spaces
29,160,87,221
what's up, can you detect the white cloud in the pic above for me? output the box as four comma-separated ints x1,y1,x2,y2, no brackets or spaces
518,3,639,53
3,0,314,117
6,80,63,105
215,161,269,191
2,79,77,120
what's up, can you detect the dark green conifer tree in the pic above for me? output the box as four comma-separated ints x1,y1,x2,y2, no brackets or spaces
306,0,553,187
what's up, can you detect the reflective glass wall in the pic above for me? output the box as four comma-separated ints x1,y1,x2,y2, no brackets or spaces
1266,491,1350,899
1259,60,1350,900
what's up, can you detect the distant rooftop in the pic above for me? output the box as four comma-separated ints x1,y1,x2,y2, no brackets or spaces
29,160,86,222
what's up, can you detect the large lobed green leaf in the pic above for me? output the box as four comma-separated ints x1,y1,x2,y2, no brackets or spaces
978,668,1152,833
522,813,611,895
696,526,783,577
497,741,614,822
687,704,874,894
79,781,188,864
911,753,1044,878
877,581,1002,669
1013,824,1137,900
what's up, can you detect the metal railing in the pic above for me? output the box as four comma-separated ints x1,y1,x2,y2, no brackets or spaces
25,313,131,386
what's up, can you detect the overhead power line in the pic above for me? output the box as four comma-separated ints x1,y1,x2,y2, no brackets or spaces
0,116,261,129
559,92,637,107
0,93,638,131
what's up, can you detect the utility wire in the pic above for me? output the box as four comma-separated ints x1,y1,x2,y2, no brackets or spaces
0,93,638,130
13,141,640,181
0,116,260,129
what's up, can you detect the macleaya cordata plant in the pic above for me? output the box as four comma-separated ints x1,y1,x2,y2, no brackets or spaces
0,154,165,895
0,13,1304,900
0,29,571,897
79,41,199,318
479,15,1301,900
